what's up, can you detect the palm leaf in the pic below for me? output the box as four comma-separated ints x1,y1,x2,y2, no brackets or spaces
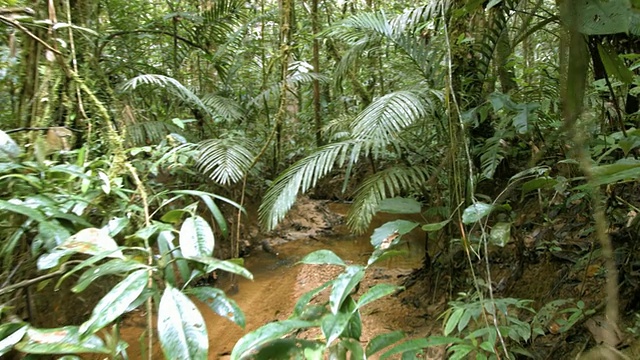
259,140,364,230
201,94,244,122
125,121,186,146
346,166,431,234
197,138,254,185
351,90,431,145
121,74,215,119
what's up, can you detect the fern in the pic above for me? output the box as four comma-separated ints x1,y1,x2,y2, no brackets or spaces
197,138,254,185
347,165,431,234
259,140,364,230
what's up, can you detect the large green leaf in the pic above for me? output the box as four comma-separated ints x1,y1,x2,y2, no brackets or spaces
321,312,352,346
461,202,494,224
590,158,640,186
0,323,27,356
298,250,346,266
80,269,148,335
293,281,333,317
489,222,511,247
15,326,109,354
570,0,632,35
329,266,365,314
73,259,148,293
378,197,421,214
180,216,215,258
370,220,418,248
0,200,46,222
231,320,316,360
187,257,253,280
356,284,401,309
366,331,405,357
187,286,245,328
58,228,124,259
158,285,208,360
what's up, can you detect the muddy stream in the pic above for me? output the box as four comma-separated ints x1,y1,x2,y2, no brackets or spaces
119,203,429,359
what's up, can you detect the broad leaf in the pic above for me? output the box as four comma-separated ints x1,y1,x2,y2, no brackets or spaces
489,222,511,247
367,249,407,267
0,200,46,222
298,249,346,266
356,284,401,309
370,220,418,248
330,265,365,314
231,320,315,360
366,331,405,357
58,228,124,259
293,281,333,316
341,338,365,359
461,202,494,224
187,257,253,280
15,326,109,354
0,323,27,356
73,259,148,293
80,269,148,335
187,286,245,328
158,285,208,360
321,312,352,345
378,197,421,214
180,216,215,258
422,219,450,232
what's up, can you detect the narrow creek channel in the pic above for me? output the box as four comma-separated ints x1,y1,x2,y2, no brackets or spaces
119,204,426,359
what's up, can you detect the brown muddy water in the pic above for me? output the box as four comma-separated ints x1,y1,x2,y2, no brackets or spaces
117,204,426,359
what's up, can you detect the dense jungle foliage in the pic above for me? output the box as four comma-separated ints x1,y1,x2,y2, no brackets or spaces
2,0,640,359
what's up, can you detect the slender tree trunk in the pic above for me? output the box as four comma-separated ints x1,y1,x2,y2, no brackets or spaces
311,0,322,146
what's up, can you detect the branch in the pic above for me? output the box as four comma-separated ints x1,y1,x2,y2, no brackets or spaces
0,15,62,56
0,261,82,296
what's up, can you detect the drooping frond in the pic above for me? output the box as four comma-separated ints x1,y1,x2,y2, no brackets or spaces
479,135,506,180
390,0,452,34
347,165,431,234
121,74,214,118
259,140,364,230
125,121,186,146
197,138,254,185
201,94,244,122
351,90,430,143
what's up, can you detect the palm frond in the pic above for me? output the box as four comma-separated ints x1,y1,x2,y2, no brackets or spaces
479,134,507,180
197,138,255,185
390,0,451,34
346,165,431,234
259,140,363,230
121,74,215,119
201,94,244,122
351,90,430,143
125,121,186,146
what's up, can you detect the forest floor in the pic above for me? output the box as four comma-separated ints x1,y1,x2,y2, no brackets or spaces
117,196,640,359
